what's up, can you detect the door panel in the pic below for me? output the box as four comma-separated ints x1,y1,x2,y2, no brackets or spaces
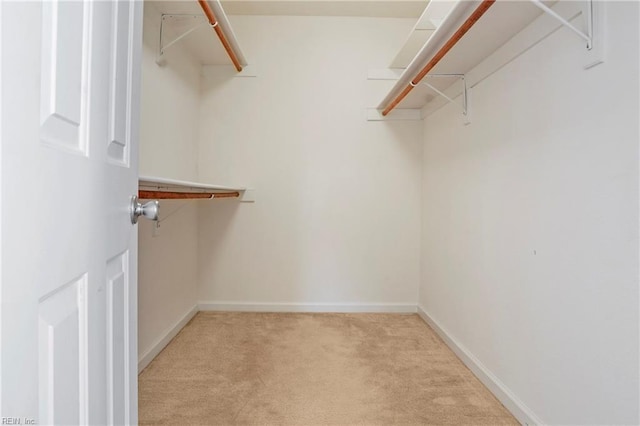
38,275,87,425
1,0,143,423
40,0,88,153
106,252,129,425
108,0,133,166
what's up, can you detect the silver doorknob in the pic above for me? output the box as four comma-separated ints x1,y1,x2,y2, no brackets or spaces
130,196,159,224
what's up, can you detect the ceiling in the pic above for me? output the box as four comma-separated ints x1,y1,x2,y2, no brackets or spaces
150,0,428,19
220,1,428,18
145,0,429,19
149,0,428,66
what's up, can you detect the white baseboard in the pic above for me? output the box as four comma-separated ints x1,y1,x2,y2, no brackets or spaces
138,305,199,373
417,306,542,425
198,301,417,314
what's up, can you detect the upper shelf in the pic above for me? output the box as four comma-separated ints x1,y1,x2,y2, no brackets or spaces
139,175,246,200
389,0,456,69
152,0,248,67
379,0,556,111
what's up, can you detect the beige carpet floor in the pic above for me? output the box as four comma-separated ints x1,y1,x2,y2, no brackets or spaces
139,312,517,425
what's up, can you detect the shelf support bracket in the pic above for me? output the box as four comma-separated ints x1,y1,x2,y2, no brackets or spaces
529,0,592,50
156,14,211,65
421,74,469,125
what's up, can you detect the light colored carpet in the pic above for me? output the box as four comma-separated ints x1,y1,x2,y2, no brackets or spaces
139,312,517,425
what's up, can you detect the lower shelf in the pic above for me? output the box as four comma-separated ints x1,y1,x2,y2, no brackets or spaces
139,190,241,200
139,175,246,200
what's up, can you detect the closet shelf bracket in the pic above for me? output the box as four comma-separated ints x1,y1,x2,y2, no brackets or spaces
419,74,469,124
530,0,592,49
157,14,209,65
369,71,470,123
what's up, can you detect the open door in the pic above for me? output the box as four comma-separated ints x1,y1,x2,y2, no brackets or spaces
1,0,143,423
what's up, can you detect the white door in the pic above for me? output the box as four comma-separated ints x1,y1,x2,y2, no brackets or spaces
1,0,143,424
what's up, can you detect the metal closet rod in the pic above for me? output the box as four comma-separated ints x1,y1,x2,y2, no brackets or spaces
382,0,496,116
197,0,243,72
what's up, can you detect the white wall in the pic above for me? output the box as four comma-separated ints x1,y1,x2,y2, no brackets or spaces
139,4,200,180
197,16,422,308
419,2,639,424
137,2,201,367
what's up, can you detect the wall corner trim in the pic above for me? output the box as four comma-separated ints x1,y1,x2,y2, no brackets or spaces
198,301,418,314
138,305,199,373
417,306,543,425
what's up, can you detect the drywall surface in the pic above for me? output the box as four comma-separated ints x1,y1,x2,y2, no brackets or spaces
139,3,200,180
420,2,639,424
138,202,198,365
138,2,200,364
197,16,422,307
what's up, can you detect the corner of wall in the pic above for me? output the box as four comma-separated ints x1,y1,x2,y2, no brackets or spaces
138,305,198,373
416,305,542,425
138,2,205,368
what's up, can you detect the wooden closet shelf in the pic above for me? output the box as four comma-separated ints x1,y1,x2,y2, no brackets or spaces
138,190,240,200
139,175,245,201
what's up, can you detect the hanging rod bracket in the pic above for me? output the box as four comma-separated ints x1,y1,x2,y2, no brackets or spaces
156,14,209,66
529,0,593,50
421,74,470,125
